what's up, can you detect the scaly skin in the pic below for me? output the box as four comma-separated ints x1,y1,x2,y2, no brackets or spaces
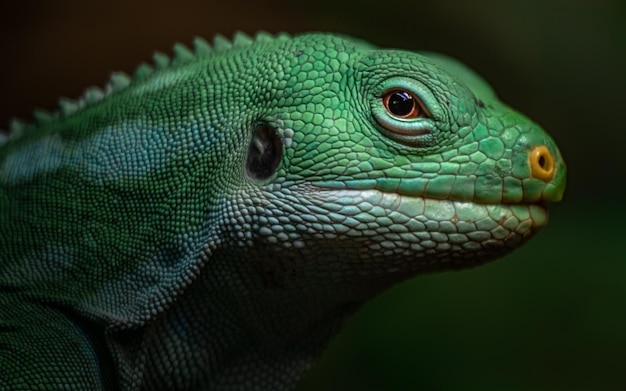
0,32,565,390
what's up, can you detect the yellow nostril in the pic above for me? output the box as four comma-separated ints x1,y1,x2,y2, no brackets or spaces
529,145,555,182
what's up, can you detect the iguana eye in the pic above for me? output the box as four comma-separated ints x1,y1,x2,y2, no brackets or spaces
372,78,440,146
382,90,424,119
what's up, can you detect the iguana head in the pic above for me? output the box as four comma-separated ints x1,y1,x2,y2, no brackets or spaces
226,33,566,291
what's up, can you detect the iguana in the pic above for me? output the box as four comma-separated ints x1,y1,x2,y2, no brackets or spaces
0,31,566,390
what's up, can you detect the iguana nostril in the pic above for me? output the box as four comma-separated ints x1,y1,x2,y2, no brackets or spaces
529,145,555,182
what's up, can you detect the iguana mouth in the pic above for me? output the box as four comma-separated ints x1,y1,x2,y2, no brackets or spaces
313,178,551,202
306,187,550,236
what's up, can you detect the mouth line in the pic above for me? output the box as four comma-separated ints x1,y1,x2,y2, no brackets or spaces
307,186,550,230
311,182,549,208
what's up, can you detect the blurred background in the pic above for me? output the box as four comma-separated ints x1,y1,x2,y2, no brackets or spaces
0,0,623,390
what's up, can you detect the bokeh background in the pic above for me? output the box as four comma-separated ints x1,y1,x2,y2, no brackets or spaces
1,1,623,390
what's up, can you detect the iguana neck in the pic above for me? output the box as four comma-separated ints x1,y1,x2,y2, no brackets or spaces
113,245,365,390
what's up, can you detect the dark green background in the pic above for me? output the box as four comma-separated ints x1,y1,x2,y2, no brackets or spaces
1,1,623,389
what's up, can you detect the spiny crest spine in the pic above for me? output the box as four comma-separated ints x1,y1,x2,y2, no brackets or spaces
5,30,290,137
193,37,212,55
172,43,195,63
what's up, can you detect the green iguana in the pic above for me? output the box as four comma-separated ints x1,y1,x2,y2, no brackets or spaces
0,31,566,390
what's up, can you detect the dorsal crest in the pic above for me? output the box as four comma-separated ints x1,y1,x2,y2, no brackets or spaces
3,31,291,140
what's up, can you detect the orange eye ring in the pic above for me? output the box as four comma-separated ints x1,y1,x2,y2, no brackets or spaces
382,90,422,119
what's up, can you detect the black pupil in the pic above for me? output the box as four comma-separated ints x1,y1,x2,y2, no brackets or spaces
388,91,415,117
